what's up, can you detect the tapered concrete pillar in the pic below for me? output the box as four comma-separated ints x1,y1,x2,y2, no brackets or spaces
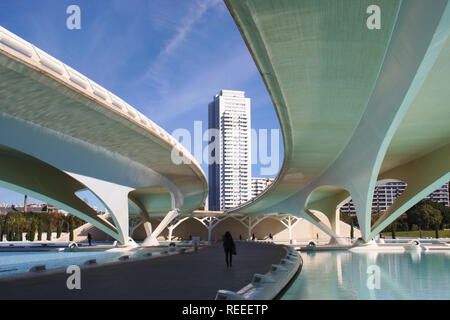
142,209,180,246
369,144,450,239
67,172,135,246
279,215,301,244
166,217,189,242
0,145,123,243
143,222,152,237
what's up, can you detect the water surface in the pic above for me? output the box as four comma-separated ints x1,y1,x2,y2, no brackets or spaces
282,250,450,300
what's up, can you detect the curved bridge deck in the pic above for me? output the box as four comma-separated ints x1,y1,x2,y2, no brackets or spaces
0,242,286,300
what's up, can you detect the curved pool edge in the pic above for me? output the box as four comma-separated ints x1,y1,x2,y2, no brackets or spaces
215,245,303,300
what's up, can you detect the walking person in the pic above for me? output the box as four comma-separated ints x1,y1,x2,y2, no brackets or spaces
87,233,92,246
223,231,236,268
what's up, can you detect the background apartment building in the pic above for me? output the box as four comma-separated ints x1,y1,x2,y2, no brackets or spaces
340,182,449,214
251,177,274,199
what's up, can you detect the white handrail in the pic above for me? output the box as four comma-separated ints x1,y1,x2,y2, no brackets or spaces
0,25,199,166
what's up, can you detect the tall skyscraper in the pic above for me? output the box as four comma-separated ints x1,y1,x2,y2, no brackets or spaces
208,90,252,211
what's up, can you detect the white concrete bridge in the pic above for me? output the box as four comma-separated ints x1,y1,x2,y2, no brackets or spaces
0,26,208,245
1,0,450,246
225,0,450,243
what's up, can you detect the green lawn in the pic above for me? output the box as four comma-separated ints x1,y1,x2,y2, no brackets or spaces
381,230,450,238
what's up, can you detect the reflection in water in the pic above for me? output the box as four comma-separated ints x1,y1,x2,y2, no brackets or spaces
282,251,450,300
409,251,421,263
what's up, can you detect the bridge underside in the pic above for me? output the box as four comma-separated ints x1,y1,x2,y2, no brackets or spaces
225,0,450,242
0,141,186,246
0,26,208,245
0,144,122,241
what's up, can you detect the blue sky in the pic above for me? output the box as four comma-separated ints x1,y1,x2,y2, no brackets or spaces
0,0,282,207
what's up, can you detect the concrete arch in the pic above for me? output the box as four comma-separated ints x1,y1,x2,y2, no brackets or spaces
0,27,208,246
0,144,122,241
251,216,285,240
131,221,152,241
211,217,247,241
303,185,350,240
166,217,208,241
225,0,450,244
129,186,176,219
370,143,450,238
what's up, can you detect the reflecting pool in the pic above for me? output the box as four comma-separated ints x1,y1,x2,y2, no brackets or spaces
282,250,450,300
0,250,126,277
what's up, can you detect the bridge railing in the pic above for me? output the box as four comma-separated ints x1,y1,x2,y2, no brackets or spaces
0,25,195,166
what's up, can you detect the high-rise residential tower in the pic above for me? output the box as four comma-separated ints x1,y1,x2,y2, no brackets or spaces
340,182,450,214
208,90,252,211
251,178,274,199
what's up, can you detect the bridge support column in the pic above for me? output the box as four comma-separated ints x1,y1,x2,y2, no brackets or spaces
167,217,190,242
129,215,144,239
369,144,450,239
194,216,225,243
279,215,301,244
243,216,267,240
303,208,342,243
0,145,124,243
67,172,135,246
304,188,350,244
320,1,450,242
143,222,152,237
142,209,180,246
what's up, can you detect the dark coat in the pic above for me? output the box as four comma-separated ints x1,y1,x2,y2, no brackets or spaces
223,235,236,254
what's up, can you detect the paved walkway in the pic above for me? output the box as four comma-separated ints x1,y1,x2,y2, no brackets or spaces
0,242,286,300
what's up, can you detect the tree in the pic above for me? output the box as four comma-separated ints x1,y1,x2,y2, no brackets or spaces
46,222,52,241
56,222,62,239
28,220,37,242
406,199,444,230
18,226,23,241
15,225,21,241
422,204,442,230
442,205,450,229
391,223,396,239
69,215,74,242
350,221,354,239
37,221,42,241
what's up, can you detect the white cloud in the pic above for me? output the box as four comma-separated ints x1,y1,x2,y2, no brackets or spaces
144,0,222,92
144,44,259,123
